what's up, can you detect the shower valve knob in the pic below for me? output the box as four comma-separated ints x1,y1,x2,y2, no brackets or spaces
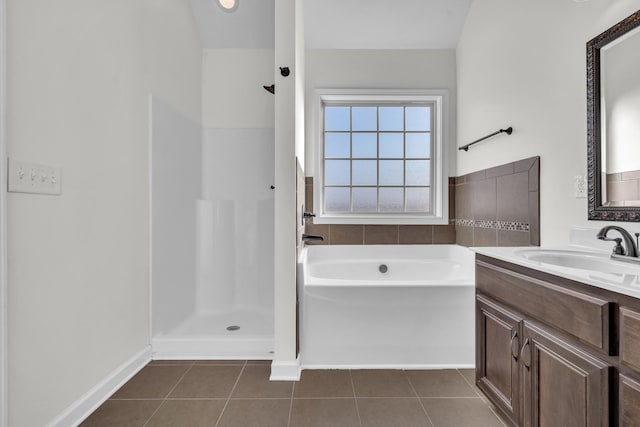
280,67,290,77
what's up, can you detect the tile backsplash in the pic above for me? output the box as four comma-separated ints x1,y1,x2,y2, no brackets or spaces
303,156,540,247
455,156,540,247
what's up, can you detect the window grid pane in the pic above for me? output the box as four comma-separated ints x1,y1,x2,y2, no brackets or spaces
323,103,435,215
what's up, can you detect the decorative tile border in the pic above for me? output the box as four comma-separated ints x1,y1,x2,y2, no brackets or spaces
455,219,530,232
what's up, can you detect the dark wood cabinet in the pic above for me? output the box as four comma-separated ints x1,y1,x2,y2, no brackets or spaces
619,374,640,426
522,321,610,427
475,254,640,427
476,294,522,426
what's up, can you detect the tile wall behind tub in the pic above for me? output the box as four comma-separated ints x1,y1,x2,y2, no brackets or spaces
303,178,457,245
455,156,540,247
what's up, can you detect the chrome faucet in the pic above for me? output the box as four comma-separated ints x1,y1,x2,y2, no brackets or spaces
596,226,639,258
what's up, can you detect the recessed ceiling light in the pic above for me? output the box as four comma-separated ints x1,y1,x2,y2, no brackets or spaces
217,0,238,12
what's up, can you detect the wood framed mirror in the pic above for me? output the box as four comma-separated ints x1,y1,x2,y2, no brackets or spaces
587,10,640,221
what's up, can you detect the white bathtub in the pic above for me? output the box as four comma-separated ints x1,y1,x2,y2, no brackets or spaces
298,245,475,369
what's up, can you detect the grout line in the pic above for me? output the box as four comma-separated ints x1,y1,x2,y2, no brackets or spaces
140,398,228,401
227,397,293,401
456,368,484,399
142,362,195,427
348,370,363,427
459,369,508,426
286,397,294,427
214,360,247,427
290,396,369,400
402,370,419,399
411,396,484,399
286,378,295,427
487,405,509,427
404,370,435,427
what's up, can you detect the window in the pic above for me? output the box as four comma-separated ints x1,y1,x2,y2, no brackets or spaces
313,89,449,225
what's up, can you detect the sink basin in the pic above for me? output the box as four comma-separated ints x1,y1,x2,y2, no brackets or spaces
513,249,640,276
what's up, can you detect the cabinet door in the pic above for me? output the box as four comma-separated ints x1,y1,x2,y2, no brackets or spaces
476,294,522,426
522,321,611,427
620,373,640,427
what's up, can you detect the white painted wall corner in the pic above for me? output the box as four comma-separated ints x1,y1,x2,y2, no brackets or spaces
46,346,152,427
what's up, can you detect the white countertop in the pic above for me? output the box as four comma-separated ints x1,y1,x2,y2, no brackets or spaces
472,245,640,299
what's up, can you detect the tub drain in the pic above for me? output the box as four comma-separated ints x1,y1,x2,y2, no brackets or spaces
226,325,240,331
378,264,388,273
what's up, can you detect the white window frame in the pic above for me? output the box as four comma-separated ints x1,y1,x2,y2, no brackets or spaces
312,89,449,225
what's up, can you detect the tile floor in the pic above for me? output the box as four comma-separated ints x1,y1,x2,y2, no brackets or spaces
80,360,507,427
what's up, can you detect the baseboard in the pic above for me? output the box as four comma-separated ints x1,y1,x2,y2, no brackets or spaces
269,357,301,381
47,346,152,427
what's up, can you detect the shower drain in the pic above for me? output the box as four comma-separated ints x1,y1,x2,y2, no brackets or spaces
226,325,240,331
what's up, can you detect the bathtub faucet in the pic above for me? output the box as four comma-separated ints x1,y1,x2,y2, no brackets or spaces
597,225,638,260
302,234,324,242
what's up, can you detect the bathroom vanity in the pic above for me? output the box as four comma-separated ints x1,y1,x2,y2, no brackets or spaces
474,248,640,426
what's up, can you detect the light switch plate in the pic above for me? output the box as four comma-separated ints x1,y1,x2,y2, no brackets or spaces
8,158,61,195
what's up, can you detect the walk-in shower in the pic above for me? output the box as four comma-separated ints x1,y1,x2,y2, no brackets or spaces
150,96,275,359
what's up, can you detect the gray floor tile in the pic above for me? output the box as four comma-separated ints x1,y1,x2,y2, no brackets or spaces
351,370,415,397
294,370,354,398
406,370,477,397
357,398,432,427
422,398,505,427
290,398,359,427
147,360,196,366
246,360,272,365
79,400,161,427
217,399,291,427
458,369,476,386
145,399,226,427
111,366,190,399
232,365,294,398
169,365,242,398
193,360,247,366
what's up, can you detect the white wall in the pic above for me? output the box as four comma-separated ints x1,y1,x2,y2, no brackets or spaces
457,0,640,246
7,2,148,425
145,0,202,123
6,0,201,425
202,49,275,128
304,49,457,176
151,96,201,335
0,0,7,425
273,0,301,372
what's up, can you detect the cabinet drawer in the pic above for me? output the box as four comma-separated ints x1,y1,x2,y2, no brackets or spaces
476,260,612,354
620,307,640,371
620,374,640,427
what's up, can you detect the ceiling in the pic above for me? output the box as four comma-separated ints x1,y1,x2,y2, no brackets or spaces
190,0,472,49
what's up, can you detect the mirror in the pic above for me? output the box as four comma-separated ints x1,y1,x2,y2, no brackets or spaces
588,10,640,221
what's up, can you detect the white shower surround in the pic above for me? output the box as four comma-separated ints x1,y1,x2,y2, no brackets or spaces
299,245,475,369
151,98,275,359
